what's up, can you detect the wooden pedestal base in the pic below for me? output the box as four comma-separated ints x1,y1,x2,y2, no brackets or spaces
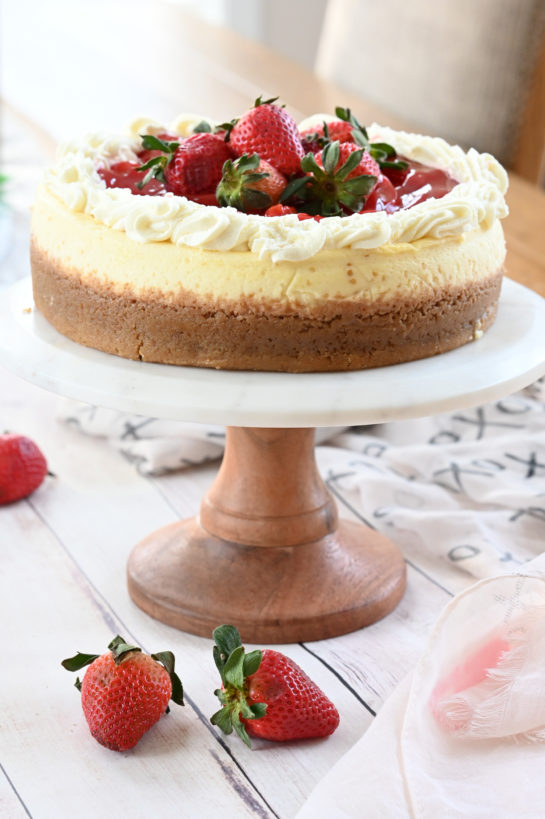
127,427,406,643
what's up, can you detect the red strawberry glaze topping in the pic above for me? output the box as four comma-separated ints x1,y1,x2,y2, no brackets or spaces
385,159,459,209
98,161,167,196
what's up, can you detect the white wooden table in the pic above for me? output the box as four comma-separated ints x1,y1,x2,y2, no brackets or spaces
2,355,461,819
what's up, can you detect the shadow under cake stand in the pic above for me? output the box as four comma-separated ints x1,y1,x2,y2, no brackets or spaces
3,277,545,643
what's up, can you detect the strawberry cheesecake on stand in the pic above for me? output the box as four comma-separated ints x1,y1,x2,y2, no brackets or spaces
30,98,508,373
28,99,509,641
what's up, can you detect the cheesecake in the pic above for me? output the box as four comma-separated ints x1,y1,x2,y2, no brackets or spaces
30,103,508,372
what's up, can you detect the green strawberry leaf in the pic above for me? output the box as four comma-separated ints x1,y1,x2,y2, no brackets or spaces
300,152,325,179
235,153,261,173
151,650,185,706
137,155,167,173
140,134,179,153
250,702,267,718
335,147,364,181
213,644,226,681
61,651,100,672
232,711,252,748
213,624,243,663
108,635,142,664
243,650,262,677
279,176,309,204
369,141,396,157
211,705,234,735
74,677,82,692
239,699,257,720
342,175,377,195
223,645,246,690
322,141,340,175
376,158,409,170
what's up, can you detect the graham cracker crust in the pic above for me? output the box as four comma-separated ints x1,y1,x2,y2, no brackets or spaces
30,241,503,373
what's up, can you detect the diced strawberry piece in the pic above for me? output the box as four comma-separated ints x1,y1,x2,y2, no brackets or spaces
264,204,297,217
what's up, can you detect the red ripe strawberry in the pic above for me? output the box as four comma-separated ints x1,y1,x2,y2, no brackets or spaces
228,96,304,176
62,635,184,751
0,433,48,505
135,133,233,200
165,133,233,198
216,153,287,212
210,625,339,747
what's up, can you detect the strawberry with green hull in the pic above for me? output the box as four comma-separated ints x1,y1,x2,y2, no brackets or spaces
135,132,233,201
216,153,287,213
210,624,339,747
0,433,48,505
280,140,378,217
62,635,184,751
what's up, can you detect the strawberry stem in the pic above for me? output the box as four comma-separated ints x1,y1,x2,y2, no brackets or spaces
210,625,265,748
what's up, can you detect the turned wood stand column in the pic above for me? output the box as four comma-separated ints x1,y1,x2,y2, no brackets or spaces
127,427,407,643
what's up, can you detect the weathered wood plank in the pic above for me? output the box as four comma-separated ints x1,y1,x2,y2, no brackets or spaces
0,499,276,819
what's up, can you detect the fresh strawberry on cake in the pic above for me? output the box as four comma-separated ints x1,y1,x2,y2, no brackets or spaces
30,96,508,372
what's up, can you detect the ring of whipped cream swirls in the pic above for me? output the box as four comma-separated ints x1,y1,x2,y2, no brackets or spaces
43,113,509,264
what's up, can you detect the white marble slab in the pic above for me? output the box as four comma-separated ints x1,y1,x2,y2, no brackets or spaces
2,277,545,427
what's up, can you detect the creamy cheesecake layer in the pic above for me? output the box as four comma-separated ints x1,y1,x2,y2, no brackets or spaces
30,239,502,372
31,187,506,316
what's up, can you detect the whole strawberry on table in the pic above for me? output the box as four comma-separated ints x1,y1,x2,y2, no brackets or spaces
210,624,340,747
62,635,184,751
99,96,457,218
0,432,48,505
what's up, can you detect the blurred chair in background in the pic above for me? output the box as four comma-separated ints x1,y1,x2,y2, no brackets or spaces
316,0,545,185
